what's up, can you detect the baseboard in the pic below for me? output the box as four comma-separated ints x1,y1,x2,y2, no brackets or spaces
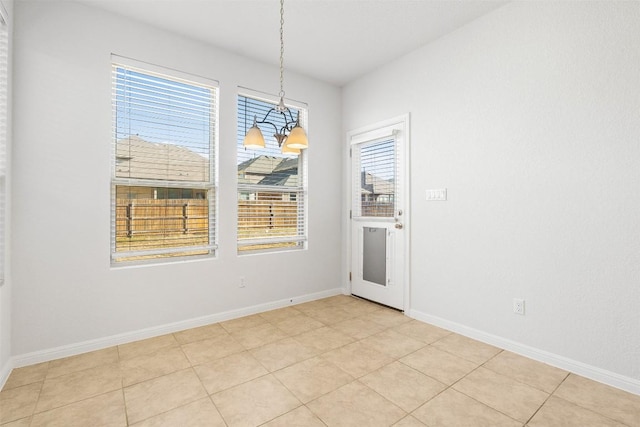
11,287,344,370
408,309,640,396
0,357,12,390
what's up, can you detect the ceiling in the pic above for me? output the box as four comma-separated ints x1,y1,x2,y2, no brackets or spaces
76,0,508,86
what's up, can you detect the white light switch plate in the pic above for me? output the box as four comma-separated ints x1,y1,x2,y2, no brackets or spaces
426,188,447,201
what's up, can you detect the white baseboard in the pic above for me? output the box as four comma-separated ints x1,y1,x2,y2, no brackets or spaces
408,309,640,396
8,287,344,372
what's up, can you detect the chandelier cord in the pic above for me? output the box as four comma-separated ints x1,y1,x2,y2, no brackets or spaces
279,0,285,100
242,0,308,150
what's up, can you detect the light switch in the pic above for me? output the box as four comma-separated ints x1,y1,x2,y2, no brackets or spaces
426,188,447,201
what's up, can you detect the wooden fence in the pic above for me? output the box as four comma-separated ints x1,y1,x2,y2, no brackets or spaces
361,202,394,217
115,198,209,239
115,198,299,243
238,200,298,238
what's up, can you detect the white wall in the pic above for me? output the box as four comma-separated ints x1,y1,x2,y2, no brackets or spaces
11,1,342,358
343,1,640,389
0,0,13,384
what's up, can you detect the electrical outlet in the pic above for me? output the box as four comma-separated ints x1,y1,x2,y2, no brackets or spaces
239,277,246,288
513,298,525,315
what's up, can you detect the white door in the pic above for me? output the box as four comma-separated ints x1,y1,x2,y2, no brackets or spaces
349,115,409,311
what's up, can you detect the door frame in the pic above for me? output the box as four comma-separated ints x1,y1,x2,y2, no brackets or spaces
345,114,411,312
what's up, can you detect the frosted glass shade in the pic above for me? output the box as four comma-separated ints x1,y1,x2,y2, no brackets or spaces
286,125,308,149
243,125,265,149
281,138,300,155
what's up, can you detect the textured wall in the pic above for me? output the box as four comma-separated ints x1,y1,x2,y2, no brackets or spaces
343,1,640,383
11,0,342,356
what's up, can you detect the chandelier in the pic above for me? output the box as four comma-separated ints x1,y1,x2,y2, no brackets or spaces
242,0,309,154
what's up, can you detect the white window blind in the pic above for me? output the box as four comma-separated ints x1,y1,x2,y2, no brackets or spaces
0,10,8,285
112,59,218,263
352,137,397,218
237,93,307,252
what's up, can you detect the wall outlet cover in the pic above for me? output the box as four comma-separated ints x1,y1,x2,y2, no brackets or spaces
513,298,525,315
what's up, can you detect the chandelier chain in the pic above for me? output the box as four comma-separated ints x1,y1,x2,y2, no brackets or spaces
279,0,285,99
242,0,307,151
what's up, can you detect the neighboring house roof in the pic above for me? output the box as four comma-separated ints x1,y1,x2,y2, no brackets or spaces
273,158,298,173
238,155,299,187
116,136,209,182
259,172,298,186
238,156,282,176
361,171,394,195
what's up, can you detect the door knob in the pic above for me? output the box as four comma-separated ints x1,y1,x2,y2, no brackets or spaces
395,223,403,230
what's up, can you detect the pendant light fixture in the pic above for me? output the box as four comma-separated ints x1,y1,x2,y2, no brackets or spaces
242,0,308,153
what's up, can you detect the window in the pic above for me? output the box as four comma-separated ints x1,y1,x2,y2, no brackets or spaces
237,93,307,252
111,57,218,263
354,138,396,218
0,6,7,284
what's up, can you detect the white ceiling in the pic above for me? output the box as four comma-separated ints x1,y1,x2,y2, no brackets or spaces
76,0,508,86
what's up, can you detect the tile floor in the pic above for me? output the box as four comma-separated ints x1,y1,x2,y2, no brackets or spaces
1,295,639,426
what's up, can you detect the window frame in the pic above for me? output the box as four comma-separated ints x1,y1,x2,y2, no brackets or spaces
236,88,308,254
110,56,219,265
0,4,7,284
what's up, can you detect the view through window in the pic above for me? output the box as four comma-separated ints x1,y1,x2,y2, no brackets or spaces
112,60,218,263
354,138,396,218
237,94,307,252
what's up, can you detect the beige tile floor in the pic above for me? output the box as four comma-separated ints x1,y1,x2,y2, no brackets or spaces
1,295,639,426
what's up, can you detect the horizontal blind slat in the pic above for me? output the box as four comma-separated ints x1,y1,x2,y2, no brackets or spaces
112,63,217,262
354,137,397,218
236,93,307,252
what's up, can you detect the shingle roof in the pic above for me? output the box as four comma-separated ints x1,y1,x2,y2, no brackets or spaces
237,155,299,186
116,136,209,182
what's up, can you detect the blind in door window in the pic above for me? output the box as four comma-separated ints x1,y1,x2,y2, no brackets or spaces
353,138,396,218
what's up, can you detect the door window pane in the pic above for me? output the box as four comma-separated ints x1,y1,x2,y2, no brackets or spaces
357,139,395,218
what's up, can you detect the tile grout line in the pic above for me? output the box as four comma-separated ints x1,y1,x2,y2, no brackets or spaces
478,351,570,396
409,333,579,425
543,373,634,427
261,373,307,425
522,371,570,426
6,298,637,426
432,349,530,426
184,325,302,426
30,387,124,423
390,356,456,421
120,386,130,427
126,306,420,426
176,307,353,408
124,366,210,426
117,342,128,426
271,309,426,423
249,299,364,425
121,339,198,426
28,376,46,424
205,394,228,427
296,317,434,425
